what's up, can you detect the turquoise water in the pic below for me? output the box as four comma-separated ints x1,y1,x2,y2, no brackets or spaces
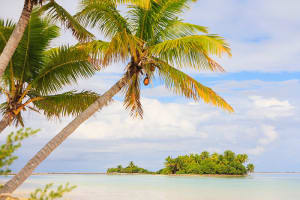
1,173,300,200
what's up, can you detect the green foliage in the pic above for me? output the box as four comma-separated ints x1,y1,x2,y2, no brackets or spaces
158,150,254,175
0,128,39,175
0,11,99,127
28,183,76,200
0,129,75,199
107,161,153,174
247,163,255,173
76,0,233,119
39,1,94,42
107,151,254,176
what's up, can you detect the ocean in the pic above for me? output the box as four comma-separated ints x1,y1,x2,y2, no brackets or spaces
1,173,300,200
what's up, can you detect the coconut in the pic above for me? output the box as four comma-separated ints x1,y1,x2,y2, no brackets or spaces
143,77,149,86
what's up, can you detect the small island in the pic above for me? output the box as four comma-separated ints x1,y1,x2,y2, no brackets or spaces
107,161,153,174
107,150,254,176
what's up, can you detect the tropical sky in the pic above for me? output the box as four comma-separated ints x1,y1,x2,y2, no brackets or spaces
1,0,300,172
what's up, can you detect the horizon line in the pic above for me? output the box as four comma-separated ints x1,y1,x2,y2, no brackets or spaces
4,172,300,176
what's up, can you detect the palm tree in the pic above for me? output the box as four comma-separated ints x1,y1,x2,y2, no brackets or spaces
128,161,135,168
0,0,159,79
200,151,210,160
0,0,95,79
0,0,233,194
235,154,248,164
247,163,255,173
165,156,177,174
117,165,123,170
0,11,99,133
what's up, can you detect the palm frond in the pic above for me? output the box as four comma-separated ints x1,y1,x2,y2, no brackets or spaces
123,72,143,118
128,4,153,40
0,19,15,35
76,40,110,67
33,45,96,95
102,30,143,65
115,0,158,9
149,0,192,37
0,19,15,49
11,10,59,82
0,19,15,87
129,0,193,41
31,90,99,119
155,59,234,112
76,0,131,38
76,36,141,68
152,21,208,44
39,1,94,41
149,34,231,71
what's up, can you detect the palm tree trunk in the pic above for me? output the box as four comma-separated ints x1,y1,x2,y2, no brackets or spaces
0,73,130,194
0,114,11,133
0,0,33,78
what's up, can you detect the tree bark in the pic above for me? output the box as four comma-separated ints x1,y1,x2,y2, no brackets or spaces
0,114,11,133
0,74,130,194
0,0,33,78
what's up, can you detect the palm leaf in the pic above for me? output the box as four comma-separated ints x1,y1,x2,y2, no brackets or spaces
39,1,94,41
12,10,60,82
76,40,110,66
116,0,159,9
129,0,193,41
76,0,131,38
152,21,208,44
33,45,96,95
128,3,154,40
77,31,141,67
155,59,234,112
0,19,15,87
0,19,15,44
31,90,99,119
149,34,231,71
148,0,192,37
102,30,143,65
123,72,143,118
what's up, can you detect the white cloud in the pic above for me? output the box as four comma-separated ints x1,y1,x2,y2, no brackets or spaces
72,98,214,140
247,125,278,155
247,146,265,155
248,96,294,119
185,0,300,72
259,125,278,145
3,78,299,172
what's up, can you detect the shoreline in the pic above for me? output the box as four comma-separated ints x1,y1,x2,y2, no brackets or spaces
3,172,300,177
1,173,247,177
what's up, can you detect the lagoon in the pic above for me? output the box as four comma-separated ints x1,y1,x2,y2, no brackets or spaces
1,173,300,200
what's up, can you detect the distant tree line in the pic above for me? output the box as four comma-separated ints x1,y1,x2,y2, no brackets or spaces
107,151,255,175
159,150,254,175
107,161,153,174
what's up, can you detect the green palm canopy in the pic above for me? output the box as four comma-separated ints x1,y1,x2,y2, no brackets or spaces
76,0,234,118
0,11,99,131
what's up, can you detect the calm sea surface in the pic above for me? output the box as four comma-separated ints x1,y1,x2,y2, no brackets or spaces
1,173,300,200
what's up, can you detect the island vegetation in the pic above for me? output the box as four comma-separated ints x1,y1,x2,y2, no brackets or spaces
107,151,255,176
107,161,153,174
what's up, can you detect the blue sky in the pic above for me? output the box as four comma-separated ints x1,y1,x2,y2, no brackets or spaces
1,0,300,172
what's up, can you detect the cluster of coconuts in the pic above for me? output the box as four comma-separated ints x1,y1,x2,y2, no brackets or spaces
143,65,156,86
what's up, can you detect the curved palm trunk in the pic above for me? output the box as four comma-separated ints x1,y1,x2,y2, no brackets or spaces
0,0,33,78
0,114,11,133
0,74,129,194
